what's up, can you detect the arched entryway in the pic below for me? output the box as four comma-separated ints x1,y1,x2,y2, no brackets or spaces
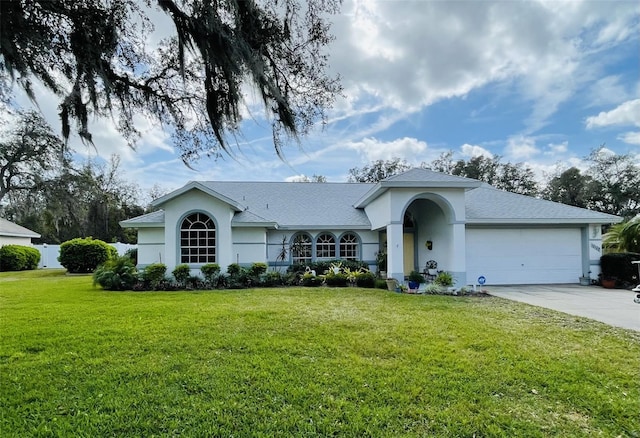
401,196,453,276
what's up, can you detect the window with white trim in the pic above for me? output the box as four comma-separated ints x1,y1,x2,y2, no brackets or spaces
316,233,336,259
180,212,216,264
291,233,312,264
340,233,359,260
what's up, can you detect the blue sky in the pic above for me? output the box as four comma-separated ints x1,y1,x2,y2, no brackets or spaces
10,0,640,195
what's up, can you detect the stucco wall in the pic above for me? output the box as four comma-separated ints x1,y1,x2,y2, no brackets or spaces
162,189,235,271
0,236,33,247
137,227,165,267
232,227,267,266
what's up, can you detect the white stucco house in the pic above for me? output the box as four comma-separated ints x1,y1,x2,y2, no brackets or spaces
121,169,621,286
0,218,41,247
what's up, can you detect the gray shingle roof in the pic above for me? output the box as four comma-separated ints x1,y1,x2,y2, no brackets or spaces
355,168,482,207
466,184,621,224
385,168,481,185
120,170,621,229
120,210,165,227
0,218,40,238
201,182,373,229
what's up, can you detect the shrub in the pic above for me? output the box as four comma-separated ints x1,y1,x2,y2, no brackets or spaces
600,252,640,285
302,272,323,287
283,272,300,286
226,264,250,289
375,279,388,290
287,259,369,275
143,263,167,289
287,263,307,274
1,245,26,271
355,271,376,288
249,262,268,277
186,275,204,290
124,248,138,264
434,271,454,287
93,256,138,290
22,247,40,270
325,272,348,287
172,264,191,286
59,237,117,273
424,283,444,294
260,271,283,287
201,263,220,277
0,245,40,271
201,263,221,287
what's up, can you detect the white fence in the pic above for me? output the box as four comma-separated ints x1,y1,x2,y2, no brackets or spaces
34,242,137,269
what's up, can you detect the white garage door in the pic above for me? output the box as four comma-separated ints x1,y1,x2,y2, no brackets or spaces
466,228,582,285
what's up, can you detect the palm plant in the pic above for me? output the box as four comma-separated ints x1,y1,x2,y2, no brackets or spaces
603,216,640,253
93,256,137,291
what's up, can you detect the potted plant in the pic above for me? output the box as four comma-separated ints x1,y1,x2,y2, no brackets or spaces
599,274,616,289
579,273,590,286
407,270,424,290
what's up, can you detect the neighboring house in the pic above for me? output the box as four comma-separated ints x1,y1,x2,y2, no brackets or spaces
0,218,40,247
121,169,621,286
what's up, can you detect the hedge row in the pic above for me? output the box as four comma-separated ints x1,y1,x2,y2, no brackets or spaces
600,252,640,285
0,245,41,271
93,260,378,291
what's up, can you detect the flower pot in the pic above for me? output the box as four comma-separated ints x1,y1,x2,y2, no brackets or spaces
601,278,616,289
408,280,419,290
386,279,398,291
579,276,590,286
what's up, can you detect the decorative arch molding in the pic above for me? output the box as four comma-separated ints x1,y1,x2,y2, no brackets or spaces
401,192,459,224
176,210,218,265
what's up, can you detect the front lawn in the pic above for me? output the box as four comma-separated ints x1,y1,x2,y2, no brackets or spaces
1,270,638,437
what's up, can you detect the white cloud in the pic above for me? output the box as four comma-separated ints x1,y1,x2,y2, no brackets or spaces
505,135,540,160
285,174,308,183
618,131,640,146
345,137,428,163
460,144,493,158
329,0,639,130
586,75,629,108
585,99,640,129
545,141,568,155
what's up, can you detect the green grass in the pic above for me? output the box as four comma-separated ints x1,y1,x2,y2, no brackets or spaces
1,270,639,437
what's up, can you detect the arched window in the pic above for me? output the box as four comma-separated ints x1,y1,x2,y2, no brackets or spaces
340,233,360,260
180,212,216,264
291,233,312,264
316,233,336,259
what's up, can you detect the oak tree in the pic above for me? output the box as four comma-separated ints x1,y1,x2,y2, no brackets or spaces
0,0,342,163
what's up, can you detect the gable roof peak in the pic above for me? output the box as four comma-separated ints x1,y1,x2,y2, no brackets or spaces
384,167,481,184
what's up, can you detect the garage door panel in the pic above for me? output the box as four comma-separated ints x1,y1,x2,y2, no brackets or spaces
466,228,582,285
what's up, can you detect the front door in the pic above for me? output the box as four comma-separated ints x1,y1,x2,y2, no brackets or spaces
403,233,414,274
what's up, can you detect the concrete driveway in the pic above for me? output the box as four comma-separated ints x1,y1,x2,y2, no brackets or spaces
486,284,640,331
